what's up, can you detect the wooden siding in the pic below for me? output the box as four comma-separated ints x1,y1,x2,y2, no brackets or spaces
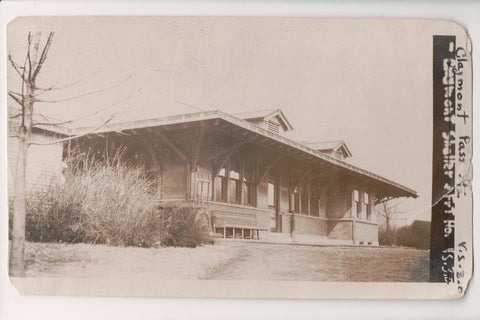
7,135,63,196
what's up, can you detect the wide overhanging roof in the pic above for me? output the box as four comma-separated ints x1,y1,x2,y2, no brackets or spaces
40,110,418,199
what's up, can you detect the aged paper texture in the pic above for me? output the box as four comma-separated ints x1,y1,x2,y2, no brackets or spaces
4,16,473,300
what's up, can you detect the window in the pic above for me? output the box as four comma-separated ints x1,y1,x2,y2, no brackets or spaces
229,159,241,203
196,180,209,201
243,165,254,206
291,186,300,213
290,184,312,215
353,189,361,219
352,190,372,220
300,189,307,214
365,193,372,220
245,181,254,205
268,182,276,207
215,158,256,205
216,167,228,202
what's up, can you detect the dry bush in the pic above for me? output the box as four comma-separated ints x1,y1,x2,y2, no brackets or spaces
25,149,211,248
26,176,87,243
26,163,163,246
158,205,212,248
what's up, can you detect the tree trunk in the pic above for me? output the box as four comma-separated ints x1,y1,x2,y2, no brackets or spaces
8,32,54,277
9,84,34,277
9,132,28,276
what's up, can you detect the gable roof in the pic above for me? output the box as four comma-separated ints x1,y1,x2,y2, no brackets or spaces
234,108,294,131
304,140,352,158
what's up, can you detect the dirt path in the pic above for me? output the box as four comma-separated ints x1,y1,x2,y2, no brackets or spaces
204,242,429,282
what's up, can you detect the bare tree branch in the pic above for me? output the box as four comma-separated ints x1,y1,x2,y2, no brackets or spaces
33,120,73,126
31,32,54,82
8,54,26,81
32,86,140,130
34,74,133,104
29,113,117,146
35,75,88,93
31,32,41,70
9,91,23,97
175,99,204,111
26,32,33,82
8,113,23,119
21,48,29,124
34,82,58,92
8,92,23,106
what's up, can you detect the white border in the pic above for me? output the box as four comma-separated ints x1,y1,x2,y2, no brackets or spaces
1,1,479,319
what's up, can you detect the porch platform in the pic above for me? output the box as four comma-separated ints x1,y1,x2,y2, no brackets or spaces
214,232,379,247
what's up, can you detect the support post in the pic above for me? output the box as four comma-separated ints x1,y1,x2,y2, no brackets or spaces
156,130,189,163
306,182,311,215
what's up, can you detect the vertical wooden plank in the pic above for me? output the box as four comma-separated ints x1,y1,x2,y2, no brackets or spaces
298,187,302,214
212,160,216,202
240,158,245,205
189,170,196,201
186,163,191,200
306,182,311,215
225,161,230,204
254,157,259,208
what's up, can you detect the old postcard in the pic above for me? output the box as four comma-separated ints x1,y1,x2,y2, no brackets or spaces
3,16,473,300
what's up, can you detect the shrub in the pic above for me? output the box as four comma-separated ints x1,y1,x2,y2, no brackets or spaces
25,164,163,246
24,151,211,248
395,221,430,249
378,226,396,246
26,177,87,243
158,205,211,248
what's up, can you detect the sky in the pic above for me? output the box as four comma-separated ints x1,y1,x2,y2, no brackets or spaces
7,17,467,223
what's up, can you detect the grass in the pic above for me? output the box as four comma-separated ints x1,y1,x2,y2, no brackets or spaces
204,243,429,282
23,241,429,282
24,241,237,279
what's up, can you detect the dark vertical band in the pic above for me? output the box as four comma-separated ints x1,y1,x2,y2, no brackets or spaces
430,35,456,282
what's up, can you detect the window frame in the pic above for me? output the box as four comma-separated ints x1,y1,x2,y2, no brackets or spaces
215,157,256,206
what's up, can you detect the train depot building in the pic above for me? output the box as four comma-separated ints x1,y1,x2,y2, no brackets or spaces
19,109,418,245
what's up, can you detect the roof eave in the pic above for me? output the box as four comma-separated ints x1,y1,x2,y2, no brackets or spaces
62,109,416,198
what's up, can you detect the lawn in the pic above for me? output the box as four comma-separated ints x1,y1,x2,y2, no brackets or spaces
22,241,429,282
23,241,238,279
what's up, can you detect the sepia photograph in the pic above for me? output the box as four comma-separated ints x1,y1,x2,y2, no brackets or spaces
4,16,472,300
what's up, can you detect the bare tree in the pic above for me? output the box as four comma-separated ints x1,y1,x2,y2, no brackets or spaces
376,200,397,234
375,198,406,245
7,32,56,276
8,32,132,276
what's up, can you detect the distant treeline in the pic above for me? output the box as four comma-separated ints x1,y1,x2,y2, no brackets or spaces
378,220,430,249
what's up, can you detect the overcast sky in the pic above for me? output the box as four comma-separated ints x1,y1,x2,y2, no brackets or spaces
8,17,467,223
